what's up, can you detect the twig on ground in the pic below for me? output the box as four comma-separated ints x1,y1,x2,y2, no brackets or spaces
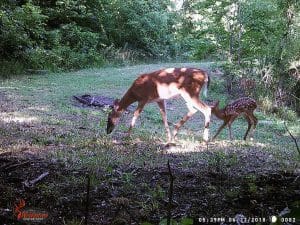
284,122,300,156
85,173,90,225
167,160,174,225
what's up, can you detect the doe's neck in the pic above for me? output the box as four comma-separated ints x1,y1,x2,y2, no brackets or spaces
117,91,136,112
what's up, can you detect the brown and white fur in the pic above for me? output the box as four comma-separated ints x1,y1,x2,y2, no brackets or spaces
106,68,211,143
211,97,258,140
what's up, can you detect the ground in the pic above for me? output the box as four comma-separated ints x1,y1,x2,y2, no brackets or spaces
0,62,299,225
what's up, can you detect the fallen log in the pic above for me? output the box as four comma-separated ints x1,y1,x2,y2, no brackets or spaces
73,94,135,111
24,172,49,188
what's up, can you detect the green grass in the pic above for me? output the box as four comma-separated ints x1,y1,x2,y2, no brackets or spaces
0,62,299,174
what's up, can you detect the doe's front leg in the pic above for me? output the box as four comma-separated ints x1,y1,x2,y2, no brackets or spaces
127,101,146,136
157,100,172,143
203,108,212,143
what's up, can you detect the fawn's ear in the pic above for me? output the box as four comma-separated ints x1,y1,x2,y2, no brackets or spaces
212,100,220,108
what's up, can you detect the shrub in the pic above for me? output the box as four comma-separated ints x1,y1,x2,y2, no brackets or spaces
60,23,99,51
0,60,25,78
259,96,274,114
0,2,47,60
26,46,105,71
276,107,298,122
192,39,217,60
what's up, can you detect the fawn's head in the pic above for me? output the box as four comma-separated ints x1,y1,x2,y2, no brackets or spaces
106,99,122,134
210,100,227,119
210,100,220,113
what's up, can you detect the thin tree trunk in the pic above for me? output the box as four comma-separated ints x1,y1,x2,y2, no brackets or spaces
229,24,234,62
274,0,294,106
237,0,242,65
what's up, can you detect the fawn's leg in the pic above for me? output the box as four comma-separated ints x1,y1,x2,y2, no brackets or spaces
227,116,238,140
212,121,228,140
248,111,258,139
243,115,253,140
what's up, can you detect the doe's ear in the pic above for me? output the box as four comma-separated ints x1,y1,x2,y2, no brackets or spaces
114,99,120,105
113,99,120,110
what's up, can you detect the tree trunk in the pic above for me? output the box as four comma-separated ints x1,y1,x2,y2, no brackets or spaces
229,24,234,62
237,0,242,65
274,0,294,106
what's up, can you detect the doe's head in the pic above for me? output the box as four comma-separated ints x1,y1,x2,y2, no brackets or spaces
106,99,121,134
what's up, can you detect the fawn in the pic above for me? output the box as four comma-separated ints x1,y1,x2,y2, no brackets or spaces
211,97,258,140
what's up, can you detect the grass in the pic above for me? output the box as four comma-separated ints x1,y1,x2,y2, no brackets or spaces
0,62,299,223
1,62,299,169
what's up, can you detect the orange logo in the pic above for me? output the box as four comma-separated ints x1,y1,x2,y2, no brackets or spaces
14,199,49,222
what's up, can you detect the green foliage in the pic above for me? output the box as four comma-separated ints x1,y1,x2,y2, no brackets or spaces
0,60,25,78
241,0,281,58
180,0,299,111
60,23,99,51
192,39,217,60
276,107,298,121
0,0,179,75
259,96,274,114
0,2,47,59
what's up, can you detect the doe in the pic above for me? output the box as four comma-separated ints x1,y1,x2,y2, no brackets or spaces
106,68,212,143
211,97,258,140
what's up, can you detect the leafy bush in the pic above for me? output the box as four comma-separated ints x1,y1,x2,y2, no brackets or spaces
259,96,274,114
276,107,298,122
0,2,47,60
54,47,104,70
0,0,181,75
60,23,99,51
0,60,25,78
192,39,217,60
